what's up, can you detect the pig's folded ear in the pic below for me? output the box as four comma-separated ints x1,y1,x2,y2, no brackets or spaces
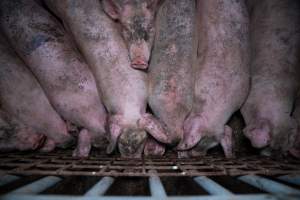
102,0,120,20
106,120,122,154
138,113,170,144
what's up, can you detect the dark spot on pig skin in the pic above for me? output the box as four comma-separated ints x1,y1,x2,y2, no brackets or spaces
25,35,52,55
130,16,149,41
0,0,65,55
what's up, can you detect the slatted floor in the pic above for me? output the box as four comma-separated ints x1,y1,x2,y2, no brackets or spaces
0,150,299,176
0,151,300,199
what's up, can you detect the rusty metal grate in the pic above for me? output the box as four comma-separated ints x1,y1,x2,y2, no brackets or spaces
0,150,299,177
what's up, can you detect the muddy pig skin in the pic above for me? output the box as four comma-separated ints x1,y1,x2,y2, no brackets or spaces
44,0,170,158
177,0,250,158
0,0,108,157
0,110,45,152
241,0,300,156
102,0,162,69
147,0,196,155
0,36,70,149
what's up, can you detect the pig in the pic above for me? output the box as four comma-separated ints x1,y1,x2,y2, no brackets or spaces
102,0,162,69
177,0,250,158
0,0,108,157
0,35,72,150
0,111,45,152
241,0,300,156
147,0,196,155
44,0,170,157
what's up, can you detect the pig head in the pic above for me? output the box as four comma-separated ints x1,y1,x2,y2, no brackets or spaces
102,0,161,69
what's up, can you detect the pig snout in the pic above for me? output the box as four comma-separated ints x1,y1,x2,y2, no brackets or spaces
118,129,147,158
129,41,150,69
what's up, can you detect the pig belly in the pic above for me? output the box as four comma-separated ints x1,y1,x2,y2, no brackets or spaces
0,0,107,157
148,0,196,147
241,0,300,155
177,0,250,158
0,35,71,148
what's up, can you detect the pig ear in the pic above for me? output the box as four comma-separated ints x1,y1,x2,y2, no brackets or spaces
177,116,203,150
102,0,120,20
106,119,122,154
138,113,171,144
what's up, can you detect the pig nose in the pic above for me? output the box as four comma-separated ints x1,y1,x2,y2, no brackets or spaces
131,58,148,69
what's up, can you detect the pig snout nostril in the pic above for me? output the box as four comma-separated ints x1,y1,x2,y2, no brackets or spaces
131,59,148,69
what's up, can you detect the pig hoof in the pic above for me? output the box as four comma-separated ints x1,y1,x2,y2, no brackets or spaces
118,129,147,157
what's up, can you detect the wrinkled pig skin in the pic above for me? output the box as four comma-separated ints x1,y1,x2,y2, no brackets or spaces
44,0,170,158
290,95,300,159
148,0,196,155
0,111,45,152
0,35,71,149
241,0,300,156
102,0,162,69
0,0,107,157
177,0,250,158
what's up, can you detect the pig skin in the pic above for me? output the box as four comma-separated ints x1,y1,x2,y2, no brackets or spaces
0,35,70,149
177,0,250,158
44,0,170,158
0,110,45,152
148,0,196,156
241,0,300,156
0,0,107,157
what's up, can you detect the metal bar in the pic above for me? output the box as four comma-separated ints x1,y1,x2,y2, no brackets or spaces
194,176,232,195
0,174,20,186
84,177,114,196
149,173,167,198
8,176,62,194
0,194,290,200
238,175,300,195
278,175,300,186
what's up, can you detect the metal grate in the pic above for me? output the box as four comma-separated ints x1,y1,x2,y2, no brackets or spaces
0,174,300,199
0,150,300,177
